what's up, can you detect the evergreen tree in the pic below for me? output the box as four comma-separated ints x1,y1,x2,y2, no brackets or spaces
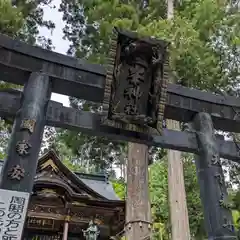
12,0,55,48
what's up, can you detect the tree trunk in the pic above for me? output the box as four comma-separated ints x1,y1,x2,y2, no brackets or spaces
167,120,191,240
125,143,151,240
166,0,191,239
167,0,174,18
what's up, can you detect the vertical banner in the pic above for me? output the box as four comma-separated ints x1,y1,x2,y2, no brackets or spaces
0,189,29,240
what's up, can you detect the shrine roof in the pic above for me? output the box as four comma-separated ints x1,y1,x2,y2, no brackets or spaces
36,150,121,201
75,172,120,200
0,152,121,201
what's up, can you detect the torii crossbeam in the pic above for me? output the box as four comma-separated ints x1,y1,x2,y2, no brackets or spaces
0,89,239,163
0,33,240,133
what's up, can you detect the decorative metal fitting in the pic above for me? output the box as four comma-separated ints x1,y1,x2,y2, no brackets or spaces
65,215,71,222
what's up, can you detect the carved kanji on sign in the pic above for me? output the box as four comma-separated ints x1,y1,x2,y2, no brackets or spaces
124,86,142,100
124,103,138,115
20,119,36,133
8,165,25,180
127,66,145,86
16,140,31,156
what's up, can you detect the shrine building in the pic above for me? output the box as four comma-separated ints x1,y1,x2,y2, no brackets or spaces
0,150,125,240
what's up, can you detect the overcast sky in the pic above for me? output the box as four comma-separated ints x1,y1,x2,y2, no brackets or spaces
39,0,70,106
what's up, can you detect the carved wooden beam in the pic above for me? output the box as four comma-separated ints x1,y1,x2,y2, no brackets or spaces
0,90,239,163
0,33,105,102
0,34,240,132
166,84,240,133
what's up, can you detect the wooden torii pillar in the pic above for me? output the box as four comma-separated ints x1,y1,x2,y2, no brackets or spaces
193,113,237,240
0,72,51,240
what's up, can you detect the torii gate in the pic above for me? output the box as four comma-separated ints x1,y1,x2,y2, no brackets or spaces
0,29,239,240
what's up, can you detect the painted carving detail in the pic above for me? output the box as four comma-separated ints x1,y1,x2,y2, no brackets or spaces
82,220,100,240
16,140,31,156
20,119,36,133
8,165,25,180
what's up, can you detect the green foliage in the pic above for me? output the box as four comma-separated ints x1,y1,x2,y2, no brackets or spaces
112,178,126,200
54,128,127,176
231,191,240,235
0,0,24,156
0,0,24,36
183,154,205,238
232,210,240,231
149,160,169,239
13,0,55,48
60,0,167,62
0,118,11,159
149,154,206,239
61,0,239,90
0,0,55,48
233,191,240,211
62,158,86,172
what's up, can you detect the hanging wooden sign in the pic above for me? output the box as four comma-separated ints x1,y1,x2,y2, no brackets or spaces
102,27,169,134
27,217,55,229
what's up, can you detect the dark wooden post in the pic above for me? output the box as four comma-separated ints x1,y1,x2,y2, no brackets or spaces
0,72,50,240
0,72,51,192
193,112,237,240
